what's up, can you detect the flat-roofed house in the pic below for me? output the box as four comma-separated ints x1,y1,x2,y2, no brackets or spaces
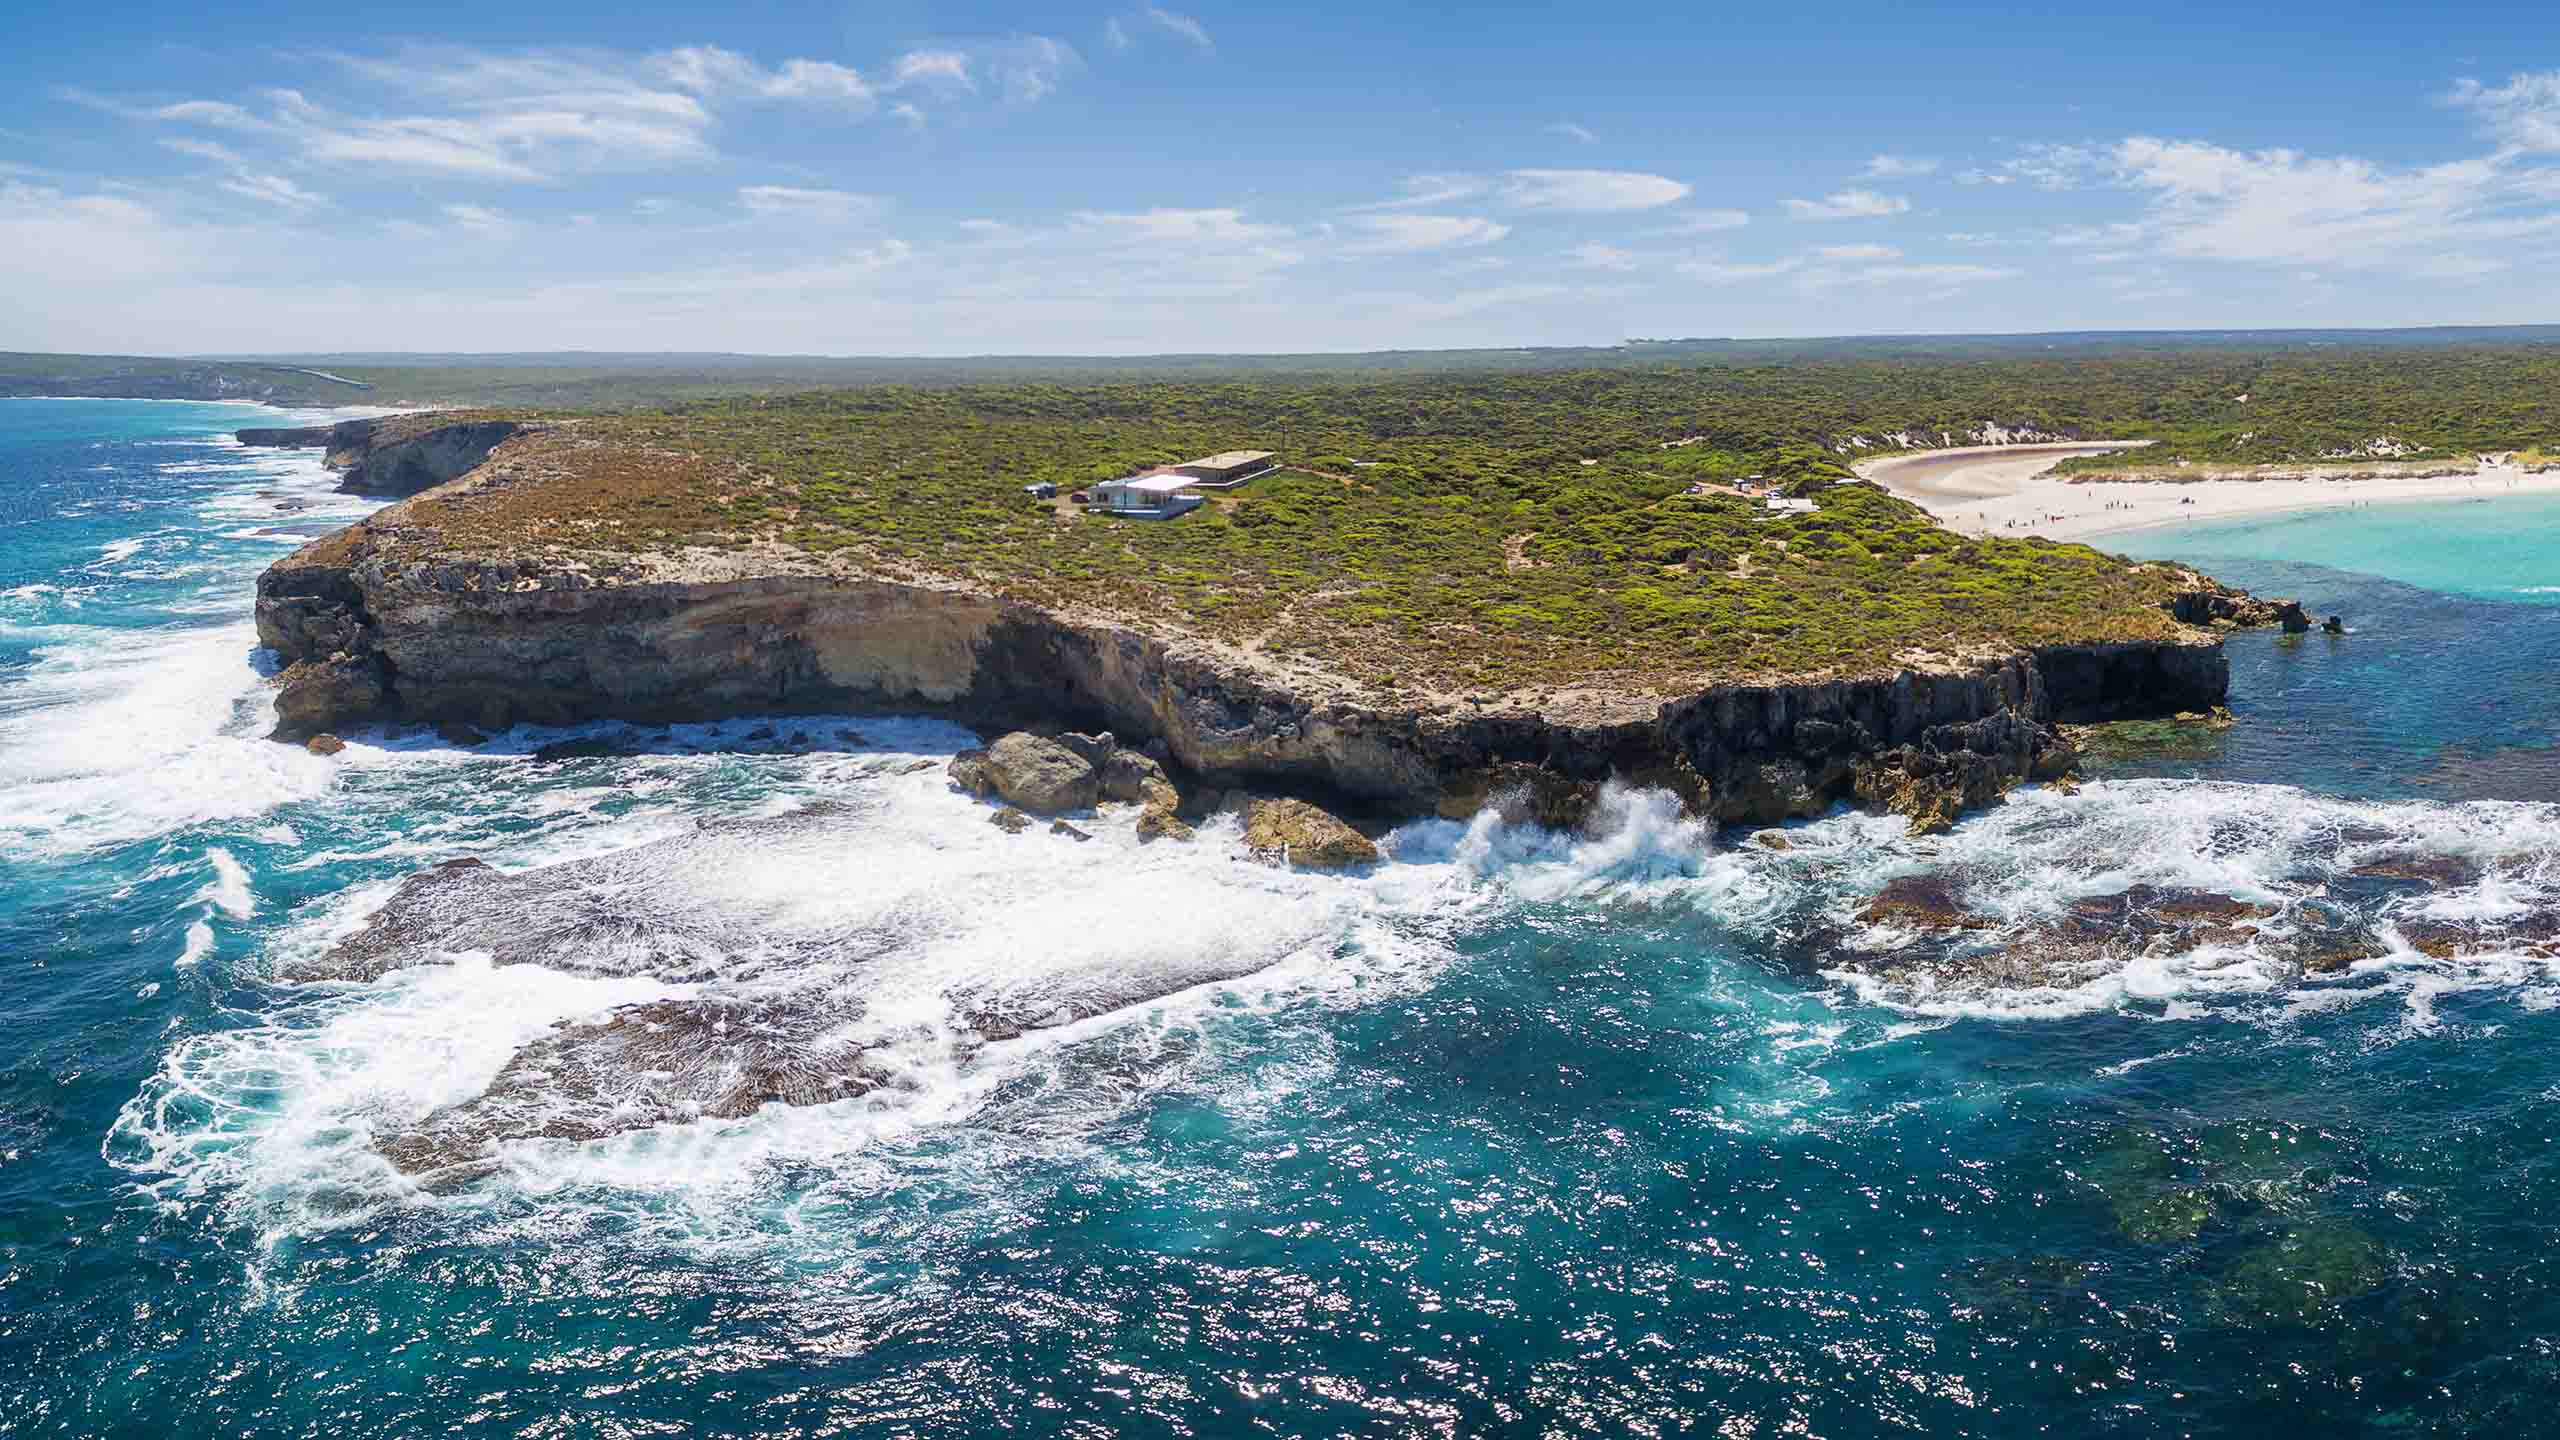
1089,474,1204,519
1173,450,1277,486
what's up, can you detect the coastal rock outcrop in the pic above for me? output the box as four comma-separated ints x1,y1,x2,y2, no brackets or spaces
257,473,2256,833
958,732,1103,815
1243,798,1380,870
238,414,535,498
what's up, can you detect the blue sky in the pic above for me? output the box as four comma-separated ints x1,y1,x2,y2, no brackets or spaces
4,0,2558,355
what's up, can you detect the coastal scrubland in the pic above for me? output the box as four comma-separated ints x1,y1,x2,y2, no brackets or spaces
72,335,2560,692
390,377,2213,694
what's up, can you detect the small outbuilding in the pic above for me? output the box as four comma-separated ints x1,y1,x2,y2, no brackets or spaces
1174,450,1277,486
1090,474,1204,519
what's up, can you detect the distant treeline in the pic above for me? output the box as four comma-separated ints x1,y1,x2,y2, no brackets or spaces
10,329,2560,444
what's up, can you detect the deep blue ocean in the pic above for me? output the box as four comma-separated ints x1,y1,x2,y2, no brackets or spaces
8,401,2560,1437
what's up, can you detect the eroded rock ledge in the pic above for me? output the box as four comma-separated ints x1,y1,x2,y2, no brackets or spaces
239,414,534,497
257,505,2246,831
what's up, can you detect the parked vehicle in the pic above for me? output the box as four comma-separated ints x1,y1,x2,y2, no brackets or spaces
1022,482,1057,499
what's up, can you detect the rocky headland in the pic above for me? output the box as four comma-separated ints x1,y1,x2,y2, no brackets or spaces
239,413,533,498
254,417,2283,836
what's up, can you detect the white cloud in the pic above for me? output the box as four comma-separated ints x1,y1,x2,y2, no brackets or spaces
1783,188,1908,220
1344,213,1509,253
1861,153,1938,178
152,99,275,132
655,46,872,105
159,136,244,165
1500,168,1690,211
130,38,1033,192
1564,241,1637,270
1955,143,2104,190
991,35,1079,104
1071,206,1287,247
1676,255,1802,284
220,171,325,210
1942,231,2001,245
1547,121,1597,144
2089,135,2556,274
144,49,737,182
1645,208,1750,236
890,101,926,130
441,202,513,236
1346,174,1489,212
160,134,325,209
1129,6,1213,50
889,50,974,91
1676,245,2010,294
738,185,876,221
2450,71,2560,152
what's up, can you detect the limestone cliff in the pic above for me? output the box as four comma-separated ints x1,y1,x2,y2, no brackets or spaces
257,474,2239,828
238,414,533,498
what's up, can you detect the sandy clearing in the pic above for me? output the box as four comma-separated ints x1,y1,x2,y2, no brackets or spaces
1859,443,2560,545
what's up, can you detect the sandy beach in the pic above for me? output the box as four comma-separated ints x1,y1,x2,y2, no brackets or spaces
1859,442,2560,544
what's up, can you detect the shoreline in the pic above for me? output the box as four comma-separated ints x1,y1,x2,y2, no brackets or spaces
1859,443,2560,544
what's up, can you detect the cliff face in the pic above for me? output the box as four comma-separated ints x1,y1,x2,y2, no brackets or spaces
257,529,2232,828
239,415,531,497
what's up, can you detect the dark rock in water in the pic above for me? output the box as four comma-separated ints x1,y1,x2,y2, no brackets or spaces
1752,830,1792,851
2347,854,2480,888
978,731,1102,815
285,858,508,984
2069,885,2277,927
2029,737,2077,780
1053,730,1118,769
377,988,890,1185
1243,797,1379,870
897,757,938,775
2393,905,2560,961
2396,919,2471,959
949,747,992,795
2204,1221,2389,1327
1099,748,1178,808
1858,874,1993,930
989,808,1032,834
279,807,868,985
1948,1255,2097,1324
1135,804,1194,844
2322,615,2346,634
436,719,488,747
1049,819,1093,841
270,655,387,741
2296,932,2388,974
835,728,868,745
531,737,624,762
304,733,346,757
2275,600,2313,634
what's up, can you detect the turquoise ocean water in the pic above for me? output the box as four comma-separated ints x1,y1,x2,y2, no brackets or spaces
8,402,2560,1437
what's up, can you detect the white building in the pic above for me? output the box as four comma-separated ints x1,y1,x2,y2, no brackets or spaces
1090,474,1204,519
